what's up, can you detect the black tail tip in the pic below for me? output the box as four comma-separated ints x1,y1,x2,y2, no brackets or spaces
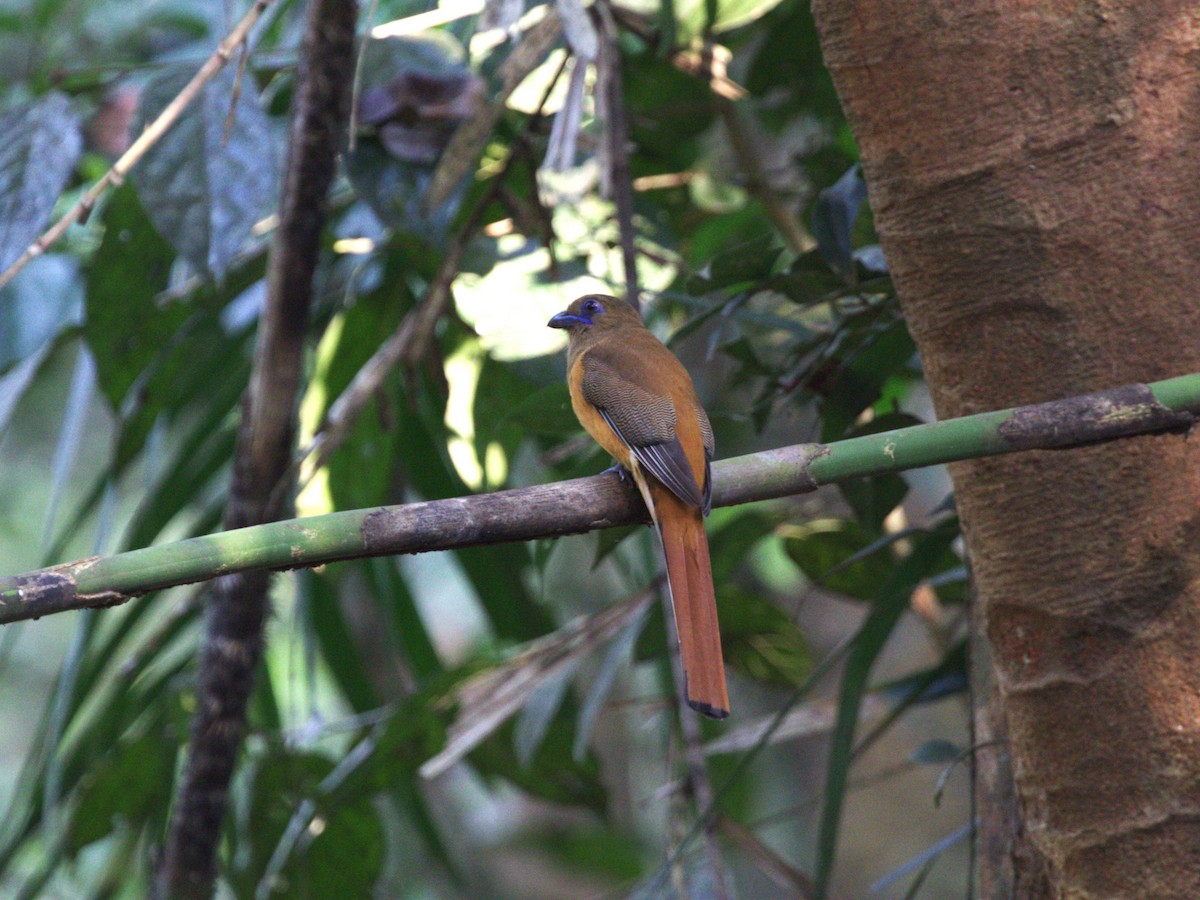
688,698,730,719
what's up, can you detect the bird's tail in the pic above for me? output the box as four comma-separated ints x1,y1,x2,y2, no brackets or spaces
654,488,730,718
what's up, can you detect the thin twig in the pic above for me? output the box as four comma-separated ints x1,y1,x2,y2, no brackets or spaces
348,0,381,152
595,2,641,311
0,0,276,291
222,40,252,145
717,814,816,897
717,97,813,254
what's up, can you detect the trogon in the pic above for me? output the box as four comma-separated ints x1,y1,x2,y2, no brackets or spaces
549,294,729,718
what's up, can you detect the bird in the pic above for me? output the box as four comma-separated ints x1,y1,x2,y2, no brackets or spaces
548,294,729,718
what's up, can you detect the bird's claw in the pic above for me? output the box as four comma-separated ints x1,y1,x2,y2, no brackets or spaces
602,463,633,483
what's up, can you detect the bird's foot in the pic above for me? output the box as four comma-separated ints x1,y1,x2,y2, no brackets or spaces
602,463,633,483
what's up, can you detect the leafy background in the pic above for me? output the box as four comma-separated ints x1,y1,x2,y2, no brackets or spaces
0,0,972,895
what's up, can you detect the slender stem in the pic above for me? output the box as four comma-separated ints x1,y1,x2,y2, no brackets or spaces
1,375,1196,624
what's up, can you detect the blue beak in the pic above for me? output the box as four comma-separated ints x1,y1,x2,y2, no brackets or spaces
548,312,591,329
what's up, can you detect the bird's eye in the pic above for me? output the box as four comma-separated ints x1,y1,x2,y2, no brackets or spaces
583,298,603,315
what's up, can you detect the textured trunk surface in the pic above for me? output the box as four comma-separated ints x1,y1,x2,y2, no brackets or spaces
812,2,1200,896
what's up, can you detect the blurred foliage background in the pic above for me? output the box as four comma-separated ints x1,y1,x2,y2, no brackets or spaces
0,0,974,895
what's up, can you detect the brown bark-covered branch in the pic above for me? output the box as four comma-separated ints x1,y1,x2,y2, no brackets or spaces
155,0,358,895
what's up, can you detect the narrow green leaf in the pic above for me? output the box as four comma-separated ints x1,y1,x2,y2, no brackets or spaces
367,556,443,679
573,600,649,761
514,659,578,767
813,525,957,897
303,568,380,714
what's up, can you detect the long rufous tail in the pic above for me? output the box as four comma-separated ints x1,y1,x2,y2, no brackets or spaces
653,486,729,718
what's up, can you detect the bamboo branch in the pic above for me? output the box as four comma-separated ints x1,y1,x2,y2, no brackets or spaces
2,376,1195,625
0,0,276,291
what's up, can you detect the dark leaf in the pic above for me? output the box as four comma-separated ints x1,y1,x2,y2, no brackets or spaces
235,751,385,898
0,92,82,271
909,738,963,765
346,34,472,240
811,164,867,276
767,249,846,306
818,319,917,441
133,65,277,278
688,233,783,293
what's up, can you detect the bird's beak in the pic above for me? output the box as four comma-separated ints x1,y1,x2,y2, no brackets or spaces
547,312,591,329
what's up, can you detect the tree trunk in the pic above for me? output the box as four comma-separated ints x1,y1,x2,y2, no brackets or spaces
812,2,1200,896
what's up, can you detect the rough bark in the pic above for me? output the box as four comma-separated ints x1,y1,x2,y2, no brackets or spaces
155,0,357,895
812,1,1200,895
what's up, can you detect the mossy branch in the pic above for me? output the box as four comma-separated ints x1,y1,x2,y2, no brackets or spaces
2,375,1196,625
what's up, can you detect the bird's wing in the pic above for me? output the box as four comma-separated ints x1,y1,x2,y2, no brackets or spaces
581,353,706,510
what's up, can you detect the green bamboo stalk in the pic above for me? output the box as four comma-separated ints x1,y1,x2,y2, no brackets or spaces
2,375,1196,625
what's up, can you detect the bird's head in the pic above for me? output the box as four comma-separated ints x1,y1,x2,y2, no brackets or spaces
547,294,641,336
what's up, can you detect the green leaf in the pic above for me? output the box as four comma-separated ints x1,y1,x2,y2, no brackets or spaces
133,65,277,278
84,185,179,412
718,586,811,687
654,0,787,41
591,523,640,571
0,91,82,270
0,336,57,441
784,519,897,602
235,751,385,898
367,556,444,679
767,249,847,306
837,474,908,533
66,715,174,854
303,568,380,713
472,716,606,811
